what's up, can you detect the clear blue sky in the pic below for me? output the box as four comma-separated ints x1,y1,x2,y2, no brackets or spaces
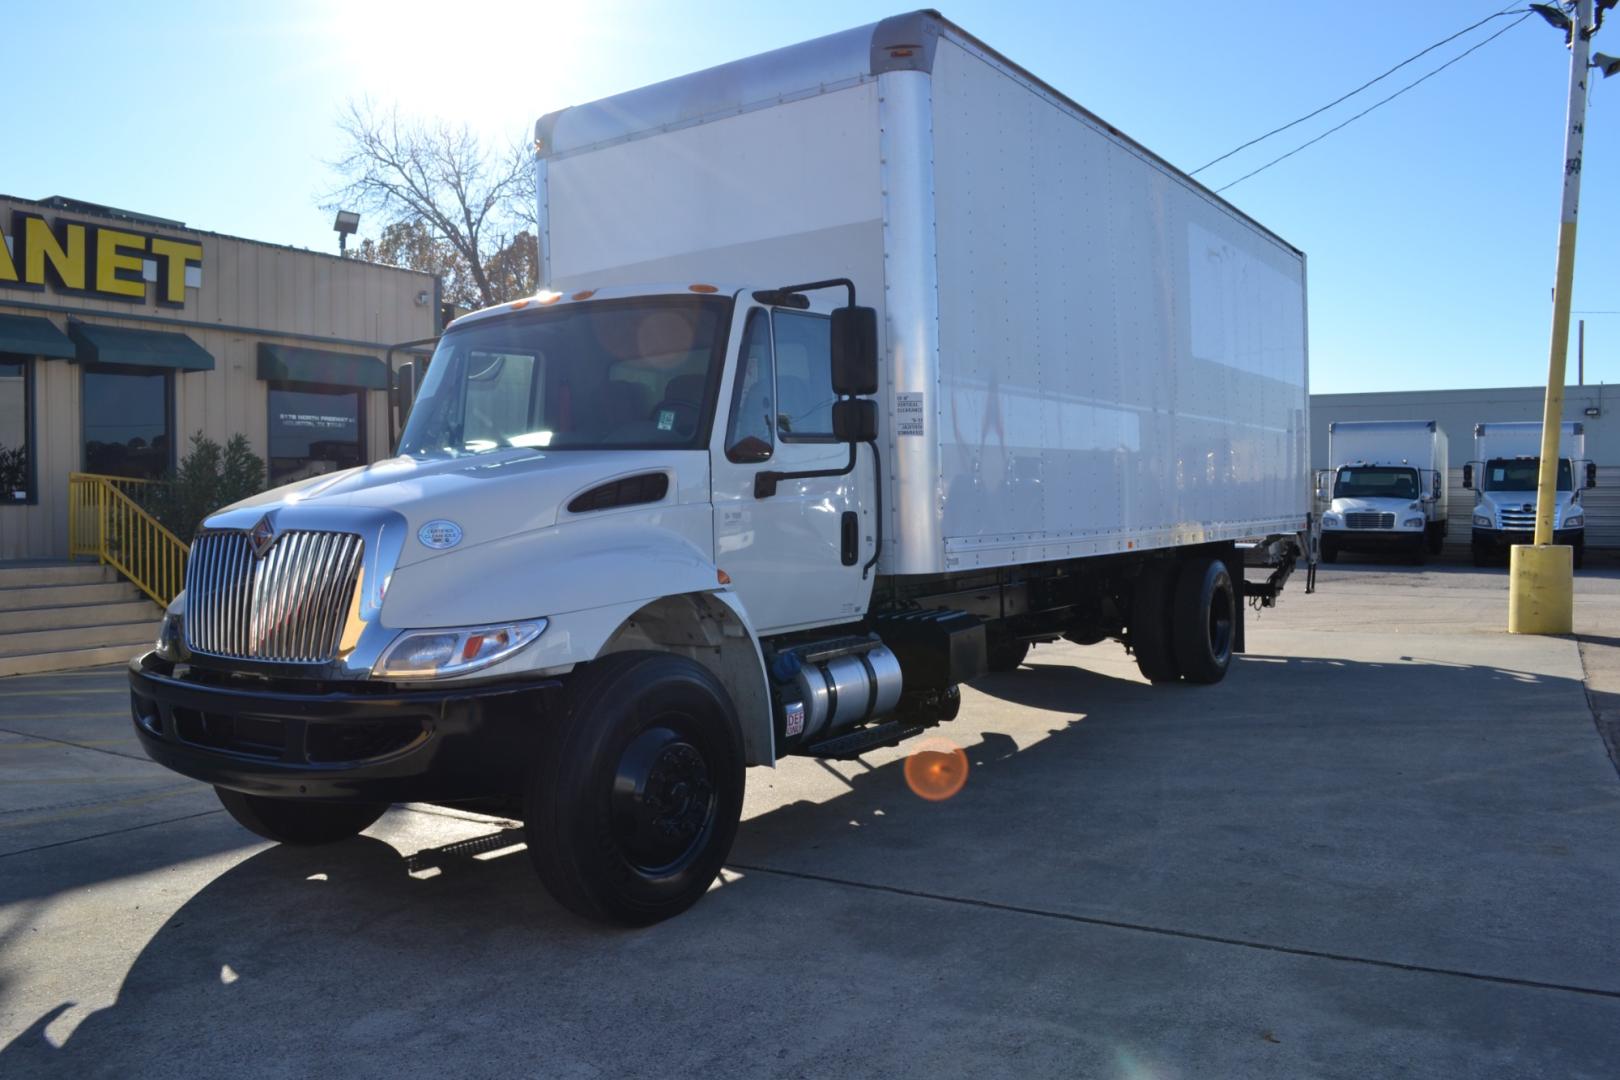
7,1,1613,393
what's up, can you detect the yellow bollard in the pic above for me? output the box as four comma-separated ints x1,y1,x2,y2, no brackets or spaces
1507,545,1574,635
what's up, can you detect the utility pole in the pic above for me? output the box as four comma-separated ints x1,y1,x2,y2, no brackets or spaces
1578,318,1585,384
1510,0,1597,635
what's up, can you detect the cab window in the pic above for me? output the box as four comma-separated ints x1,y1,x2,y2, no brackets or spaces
772,310,835,440
725,310,774,462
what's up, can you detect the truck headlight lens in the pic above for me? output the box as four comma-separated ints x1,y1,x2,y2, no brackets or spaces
1403,517,1425,528
1321,513,1341,528
154,611,185,661
1564,514,1583,528
1473,514,1493,527
374,620,546,679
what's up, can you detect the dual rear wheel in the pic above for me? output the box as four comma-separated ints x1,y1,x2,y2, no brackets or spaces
1130,554,1237,686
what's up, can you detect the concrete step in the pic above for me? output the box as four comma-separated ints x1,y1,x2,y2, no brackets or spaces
0,643,146,679
0,562,117,588
0,581,143,611
0,620,156,659
0,599,159,635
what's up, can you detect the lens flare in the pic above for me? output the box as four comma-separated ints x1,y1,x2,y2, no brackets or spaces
904,738,969,802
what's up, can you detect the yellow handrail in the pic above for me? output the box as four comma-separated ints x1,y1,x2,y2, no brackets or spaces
68,472,190,607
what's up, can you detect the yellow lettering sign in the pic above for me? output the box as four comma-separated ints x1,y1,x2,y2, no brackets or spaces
0,233,15,283
148,237,203,307
23,215,87,291
95,228,148,299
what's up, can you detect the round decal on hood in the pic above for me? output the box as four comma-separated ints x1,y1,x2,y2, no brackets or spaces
418,520,464,550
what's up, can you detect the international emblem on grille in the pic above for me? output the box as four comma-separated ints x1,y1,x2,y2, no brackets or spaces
249,515,276,557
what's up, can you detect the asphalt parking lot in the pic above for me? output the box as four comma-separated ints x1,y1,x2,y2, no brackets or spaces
4,561,1620,1079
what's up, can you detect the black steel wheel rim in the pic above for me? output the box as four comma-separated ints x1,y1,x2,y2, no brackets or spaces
610,724,717,875
1208,580,1234,662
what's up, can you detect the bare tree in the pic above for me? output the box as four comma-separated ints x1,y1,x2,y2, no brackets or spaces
328,101,537,309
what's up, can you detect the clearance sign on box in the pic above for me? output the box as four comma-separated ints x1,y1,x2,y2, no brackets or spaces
0,213,203,308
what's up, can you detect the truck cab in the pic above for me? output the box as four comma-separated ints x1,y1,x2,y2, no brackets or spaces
1464,421,1595,568
1316,420,1448,564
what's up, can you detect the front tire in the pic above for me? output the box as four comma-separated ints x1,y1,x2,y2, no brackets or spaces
1171,555,1236,685
214,788,387,845
1319,537,1339,564
524,651,745,926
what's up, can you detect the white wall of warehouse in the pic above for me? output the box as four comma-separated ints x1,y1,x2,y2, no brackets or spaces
1311,384,1618,550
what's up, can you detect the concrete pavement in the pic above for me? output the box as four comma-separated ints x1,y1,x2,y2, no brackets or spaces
2,563,1619,1078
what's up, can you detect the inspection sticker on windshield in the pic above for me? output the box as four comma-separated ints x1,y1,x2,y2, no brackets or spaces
418,520,463,550
657,409,676,432
896,392,925,437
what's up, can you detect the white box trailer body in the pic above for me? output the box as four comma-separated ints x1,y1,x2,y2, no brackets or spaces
536,12,1311,577
1319,420,1449,560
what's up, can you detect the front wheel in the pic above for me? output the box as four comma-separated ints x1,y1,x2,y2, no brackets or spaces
214,788,387,845
1319,537,1339,564
525,651,745,926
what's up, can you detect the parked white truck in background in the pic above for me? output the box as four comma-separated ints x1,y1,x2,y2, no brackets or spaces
1465,421,1596,568
1318,420,1448,563
127,11,1312,924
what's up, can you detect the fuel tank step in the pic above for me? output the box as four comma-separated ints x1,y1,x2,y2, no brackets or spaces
803,719,929,760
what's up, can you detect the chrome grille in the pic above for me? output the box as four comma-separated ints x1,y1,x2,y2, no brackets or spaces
1345,512,1395,530
1499,508,1538,529
185,530,364,663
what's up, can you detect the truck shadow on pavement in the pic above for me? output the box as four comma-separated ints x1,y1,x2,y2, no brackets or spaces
5,650,1620,1077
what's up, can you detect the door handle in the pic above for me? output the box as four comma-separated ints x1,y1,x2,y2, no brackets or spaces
840,511,859,566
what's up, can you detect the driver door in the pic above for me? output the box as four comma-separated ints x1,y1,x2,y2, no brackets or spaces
709,298,873,634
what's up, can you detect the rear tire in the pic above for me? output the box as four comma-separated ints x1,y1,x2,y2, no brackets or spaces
214,788,387,845
524,651,745,926
1130,563,1180,684
1171,555,1236,685
986,639,1031,672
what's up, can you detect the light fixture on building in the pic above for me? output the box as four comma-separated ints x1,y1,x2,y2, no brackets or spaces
333,210,361,256
1585,406,1601,417
415,289,431,306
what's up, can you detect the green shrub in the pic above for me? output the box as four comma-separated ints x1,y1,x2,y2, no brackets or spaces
144,432,267,542
0,443,26,502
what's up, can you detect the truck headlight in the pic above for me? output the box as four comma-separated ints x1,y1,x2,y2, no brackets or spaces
1564,514,1584,528
1473,514,1493,527
154,611,186,661
1321,513,1342,528
373,620,547,679
1403,517,1425,528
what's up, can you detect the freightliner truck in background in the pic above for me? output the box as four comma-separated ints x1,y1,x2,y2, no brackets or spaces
128,11,1312,925
1465,420,1596,568
1318,420,1448,563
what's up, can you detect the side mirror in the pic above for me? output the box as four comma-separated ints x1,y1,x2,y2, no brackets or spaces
1314,487,1326,501
393,361,417,426
726,434,772,465
1462,463,1473,490
1587,462,1599,489
1433,473,1442,498
832,398,878,443
830,306,878,396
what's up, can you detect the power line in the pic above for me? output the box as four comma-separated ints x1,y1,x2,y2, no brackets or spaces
1215,12,1535,194
1189,4,1528,176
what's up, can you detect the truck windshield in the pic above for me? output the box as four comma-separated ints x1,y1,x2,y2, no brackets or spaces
1483,458,1572,492
399,297,730,456
1334,466,1419,500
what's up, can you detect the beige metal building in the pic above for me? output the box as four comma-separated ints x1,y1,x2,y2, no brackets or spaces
0,195,439,561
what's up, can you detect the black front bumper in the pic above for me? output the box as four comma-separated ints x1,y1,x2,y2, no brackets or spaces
128,653,558,803
1472,528,1584,551
1322,529,1425,551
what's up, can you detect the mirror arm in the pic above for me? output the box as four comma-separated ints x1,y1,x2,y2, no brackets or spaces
755,441,858,499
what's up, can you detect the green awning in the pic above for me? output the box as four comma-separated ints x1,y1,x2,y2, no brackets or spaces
256,343,388,390
68,321,214,371
0,314,75,359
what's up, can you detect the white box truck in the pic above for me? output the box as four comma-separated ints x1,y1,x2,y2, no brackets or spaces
1318,420,1448,563
128,11,1311,924
1465,421,1596,567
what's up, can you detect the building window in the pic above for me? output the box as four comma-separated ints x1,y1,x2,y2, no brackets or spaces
0,356,33,503
82,366,173,480
268,384,365,486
